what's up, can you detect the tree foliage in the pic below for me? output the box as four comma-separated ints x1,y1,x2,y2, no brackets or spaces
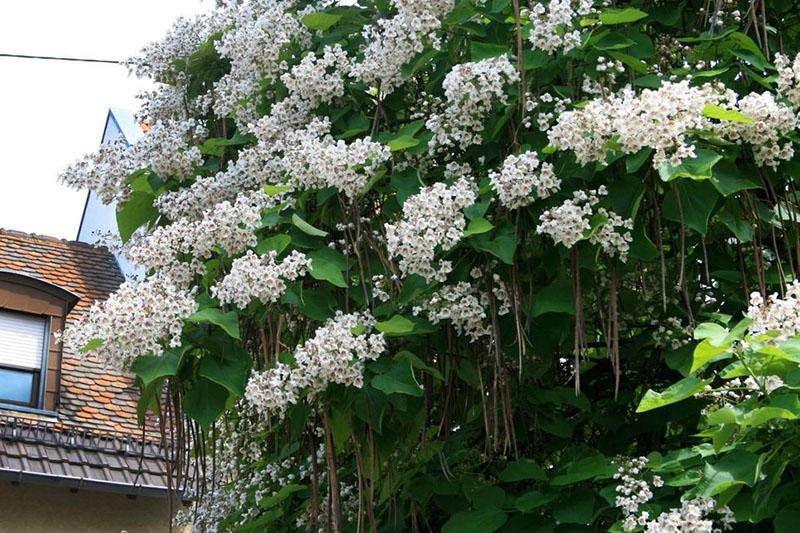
59,0,800,530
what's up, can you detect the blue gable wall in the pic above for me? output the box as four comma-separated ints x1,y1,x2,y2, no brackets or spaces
75,109,144,279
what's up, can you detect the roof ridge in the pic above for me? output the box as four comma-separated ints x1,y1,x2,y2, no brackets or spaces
0,227,113,253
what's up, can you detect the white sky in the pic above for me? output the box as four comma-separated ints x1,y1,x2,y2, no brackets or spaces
0,0,209,240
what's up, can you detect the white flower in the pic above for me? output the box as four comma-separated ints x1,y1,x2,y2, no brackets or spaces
747,280,800,339
426,56,519,150
529,0,596,54
60,119,206,204
245,312,386,418
212,250,310,308
775,52,800,107
58,276,198,369
489,151,560,209
413,280,510,341
351,0,454,93
385,177,477,281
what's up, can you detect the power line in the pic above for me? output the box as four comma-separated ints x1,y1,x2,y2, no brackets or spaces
0,53,124,65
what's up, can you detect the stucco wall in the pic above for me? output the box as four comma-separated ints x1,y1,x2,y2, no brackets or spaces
0,482,172,532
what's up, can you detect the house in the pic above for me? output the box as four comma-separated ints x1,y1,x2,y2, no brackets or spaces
76,108,145,278
0,228,171,532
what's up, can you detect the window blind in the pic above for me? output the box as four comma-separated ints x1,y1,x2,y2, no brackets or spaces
0,310,46,369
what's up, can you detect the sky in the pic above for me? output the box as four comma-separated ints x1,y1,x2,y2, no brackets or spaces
0,1,209,239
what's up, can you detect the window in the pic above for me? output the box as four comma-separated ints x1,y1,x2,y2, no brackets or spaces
0,310,48,408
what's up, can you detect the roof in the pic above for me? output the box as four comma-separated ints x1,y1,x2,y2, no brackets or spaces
0,416,167,495
0,229,169,493
0,229,146,435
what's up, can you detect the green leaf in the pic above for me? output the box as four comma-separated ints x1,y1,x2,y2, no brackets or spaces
551,454,614,485
309,251,347,288
292,213,328,237
698,449,759,497
515,490,557,512
301,11,341,30
599,7,648,24
774,508,800,532
80,338,104,353
375,315,416,336
188,308,241,339
658,149,722,182
442,509,508,533
183,377,229,429
136,377,164,426
263,184,292,196
198,339,251,397
256,234,291,256
387,135,420,151
471,223,518,264
553,490,595,525
130,347,185,387
470,42,511,61
532,277,574,317
710,160,761,197
636,376,710,412
401,48,440,77
702,104,753,123
694,322,729,345
499,459,547,482
593,31,636,50
371,355,423,396
117,191,157,243
260,484,305,509
691,339,729,374
464,217,494,237
662,180,720,235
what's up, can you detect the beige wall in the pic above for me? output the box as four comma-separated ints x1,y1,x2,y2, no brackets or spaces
0,482,172,532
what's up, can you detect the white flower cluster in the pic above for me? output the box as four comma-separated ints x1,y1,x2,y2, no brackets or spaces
644,498,734,533
697,375,784,413
60,119,206,205
58,138,141,204
58,276,197,369
590,208,633,262
281,44,353,106
529,92,572,131
155,144,283,220
528,0,595,54
245,312,386,418
136,81,191,124
426,56,519,150
715,91,798,168
537,186,631,260
550,80,798,170
613,457,734,532
213,0,308,124
489,151,560,209
651,316,692,350
747,280,800,340
413,279,510,341
613,456,661,530
128,14,220,81
128,190,268,283
275,118,391,199
175,416,325,532
775,52,800,107
549,81,735,168
212,250,310,308
351,0,454,92
385,177,477,281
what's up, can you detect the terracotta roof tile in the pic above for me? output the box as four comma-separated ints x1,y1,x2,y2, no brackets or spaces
0,229,145,436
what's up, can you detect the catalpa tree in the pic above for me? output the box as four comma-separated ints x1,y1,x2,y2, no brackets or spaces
59,0,800,530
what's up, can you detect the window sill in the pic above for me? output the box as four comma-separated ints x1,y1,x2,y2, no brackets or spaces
0,403,58,423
